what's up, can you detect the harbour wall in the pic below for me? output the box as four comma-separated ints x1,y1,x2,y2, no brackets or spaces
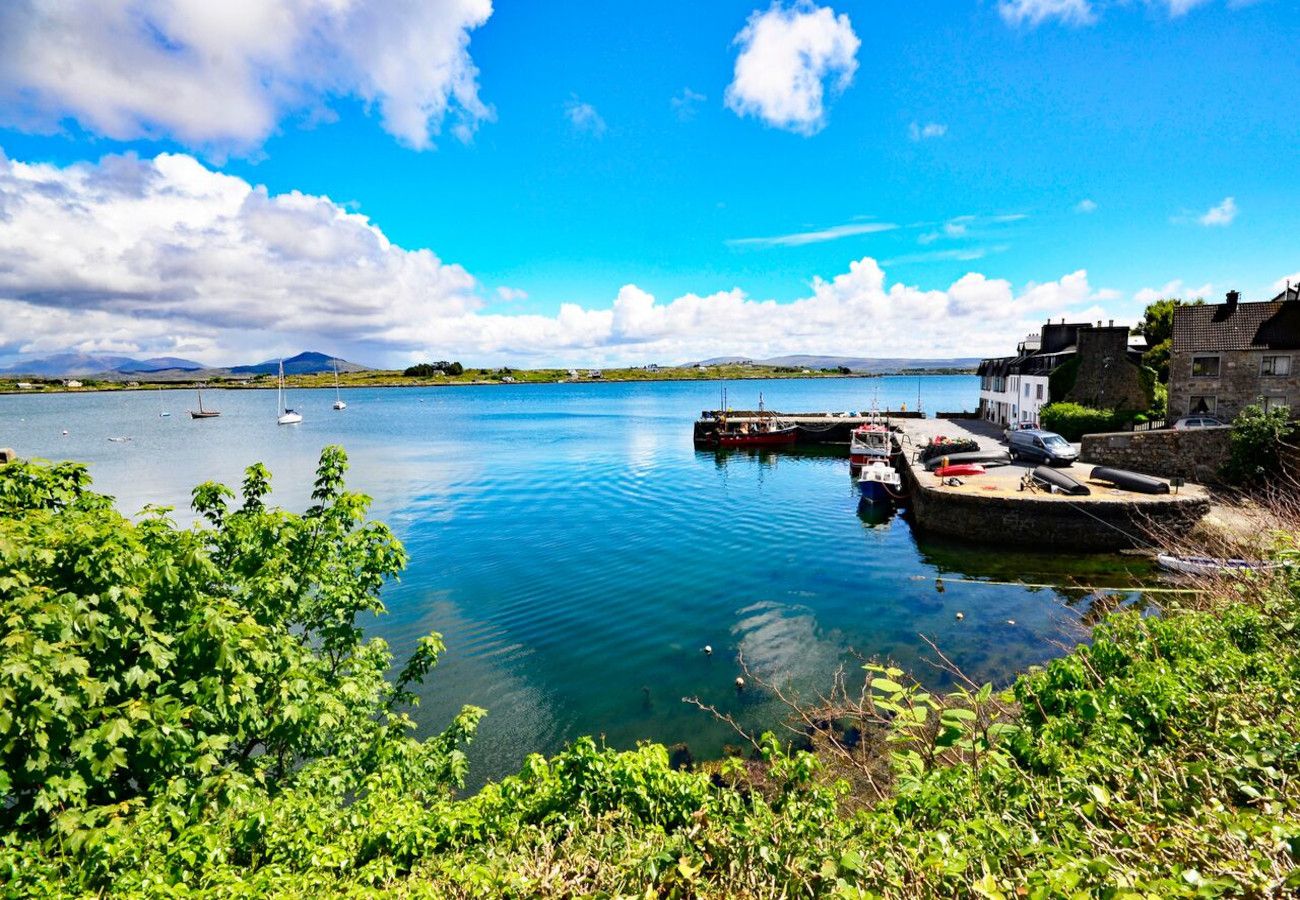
1080,427,1231,484
904,480,1210,551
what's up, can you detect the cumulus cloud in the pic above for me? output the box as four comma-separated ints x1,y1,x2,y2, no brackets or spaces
725,2,860,136
671,88,708,121
999,0,1094,26
0,0,493,153
0,150,1127,367
495,286,529,303
1133,279,1214,305
1272,272,1300,294
1198,196,1238,226
908,122,948,141
564,96,607,136
1075,198,1098,213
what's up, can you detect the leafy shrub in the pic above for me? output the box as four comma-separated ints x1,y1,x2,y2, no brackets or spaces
1224,403,1295,485
403,361,463,377
1047,356,1080,403
1038,402,1127,440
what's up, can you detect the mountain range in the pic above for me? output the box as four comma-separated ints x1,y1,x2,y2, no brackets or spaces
691,355,980,373
0,350,368,378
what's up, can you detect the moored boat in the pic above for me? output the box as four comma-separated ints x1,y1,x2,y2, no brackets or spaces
1156,553,1282,577
857,461,902,503
189,388,220,419
849,422,892,467
712,424,799,447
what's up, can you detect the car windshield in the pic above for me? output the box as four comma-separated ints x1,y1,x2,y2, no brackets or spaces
1044,435,1071,448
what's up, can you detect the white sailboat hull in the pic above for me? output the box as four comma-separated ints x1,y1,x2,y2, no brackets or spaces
333,401,347,410
277,412,303,425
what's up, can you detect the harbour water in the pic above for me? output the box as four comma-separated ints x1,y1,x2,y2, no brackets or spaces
1,376,1153,784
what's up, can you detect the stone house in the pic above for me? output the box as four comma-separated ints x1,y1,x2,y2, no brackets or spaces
1169,287,1300,421
977,320,1147,427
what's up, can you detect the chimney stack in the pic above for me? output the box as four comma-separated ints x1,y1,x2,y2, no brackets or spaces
1226,289,1240,307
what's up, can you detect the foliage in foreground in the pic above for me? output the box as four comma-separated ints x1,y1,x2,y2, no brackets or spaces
2,454,1299,897
1224,403,1295,485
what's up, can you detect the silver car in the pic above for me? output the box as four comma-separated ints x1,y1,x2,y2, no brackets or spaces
1008,428,1078,466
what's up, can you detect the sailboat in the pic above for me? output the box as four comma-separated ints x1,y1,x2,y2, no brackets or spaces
159,386,171,417
332,358,347,410
277,360,302,425
189,387,220,419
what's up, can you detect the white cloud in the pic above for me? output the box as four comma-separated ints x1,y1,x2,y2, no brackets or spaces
908,121,948,141
671,88,707,121
565,96,607,136
999,0,1095,26
1133,279,1214,305
0,150,1130,367
1075,198,1098,213
727,221,897,249
0,0,493,154
1198,196,1238,226
725,2,860,136
1161,0,1214,15
496,286,529,302
1272,272,1300,293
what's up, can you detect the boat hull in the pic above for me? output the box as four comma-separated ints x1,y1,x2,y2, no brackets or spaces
189,411,220,419
712,427,799,447
857,479,893,503
277,413,303,425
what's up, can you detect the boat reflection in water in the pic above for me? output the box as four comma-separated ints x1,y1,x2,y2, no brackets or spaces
856,498,897,528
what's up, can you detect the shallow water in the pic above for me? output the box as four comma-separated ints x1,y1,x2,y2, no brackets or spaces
1,376,1152,784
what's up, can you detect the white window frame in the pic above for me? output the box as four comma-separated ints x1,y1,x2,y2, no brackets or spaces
1261,355,1291,377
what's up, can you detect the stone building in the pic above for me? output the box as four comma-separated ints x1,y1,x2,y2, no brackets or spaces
977,320,1146,427
1169,287,1300,421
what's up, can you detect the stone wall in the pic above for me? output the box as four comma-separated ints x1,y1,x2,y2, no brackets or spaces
1169,349,1300,421
1080,426,1231,483
906,477,1209,551
1066,326,1149,411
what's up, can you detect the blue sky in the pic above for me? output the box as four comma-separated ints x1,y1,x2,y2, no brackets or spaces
0,0,1296,367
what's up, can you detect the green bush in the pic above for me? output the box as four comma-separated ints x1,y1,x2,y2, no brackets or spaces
1224,403,1295,485
1038,402,1129,440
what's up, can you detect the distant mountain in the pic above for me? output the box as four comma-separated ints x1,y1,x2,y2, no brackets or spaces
230,351,370,375
115,356,205,373
685,354,979,373
0,352,138,376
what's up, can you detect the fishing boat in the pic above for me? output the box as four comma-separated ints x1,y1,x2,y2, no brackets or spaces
189,388,220,419
857,460,902,503
849,422,892,467
332,358,347,410
277,360,302,425
1156,554,1282,577
704,392,796,447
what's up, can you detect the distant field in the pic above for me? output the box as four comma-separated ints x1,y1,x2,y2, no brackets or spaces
0,364,976,394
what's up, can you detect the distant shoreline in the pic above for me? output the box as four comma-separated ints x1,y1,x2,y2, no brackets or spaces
0,367,976,396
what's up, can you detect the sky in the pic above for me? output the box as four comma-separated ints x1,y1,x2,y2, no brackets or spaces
0,0,1296,368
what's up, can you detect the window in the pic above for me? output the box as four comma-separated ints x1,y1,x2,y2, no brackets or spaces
1261,355,1291,376
1191,355,1220,377
1024,383,1031,397
1189,395,1216,415
1036,384,1044,400
1262,396,1290,414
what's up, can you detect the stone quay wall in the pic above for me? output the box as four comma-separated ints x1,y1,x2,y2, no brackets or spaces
906,479,1209,551
1080,427,1231,484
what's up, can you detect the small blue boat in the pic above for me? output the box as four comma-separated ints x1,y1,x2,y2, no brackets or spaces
857,461,901,504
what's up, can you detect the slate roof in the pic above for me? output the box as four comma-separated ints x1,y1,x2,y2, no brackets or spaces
1172,299,1300,352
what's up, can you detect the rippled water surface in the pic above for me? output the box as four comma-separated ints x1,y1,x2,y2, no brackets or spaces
1,376,1151,783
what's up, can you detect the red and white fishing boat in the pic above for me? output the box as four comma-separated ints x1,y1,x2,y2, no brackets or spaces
704,392,798,448
849,422,892,467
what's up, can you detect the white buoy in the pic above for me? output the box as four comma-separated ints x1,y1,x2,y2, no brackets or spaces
955,612,965,620
62,429,68,436
734,677,745,690
703,645,713,655
1007,619,1016,625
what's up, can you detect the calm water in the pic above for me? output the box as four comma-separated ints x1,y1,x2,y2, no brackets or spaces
1,376,1150,784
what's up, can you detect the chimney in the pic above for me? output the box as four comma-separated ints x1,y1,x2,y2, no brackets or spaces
1108,319,1113,327
1226,289,1240,307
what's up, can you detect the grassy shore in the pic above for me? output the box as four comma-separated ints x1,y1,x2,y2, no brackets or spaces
2,449,1297,898
0,363,975,395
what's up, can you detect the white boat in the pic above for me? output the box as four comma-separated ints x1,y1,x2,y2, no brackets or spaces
277,360,302,425
850,423,891,467
332,358,346,410
857,460,902,504
1156,553,1281,577
159,386,170,417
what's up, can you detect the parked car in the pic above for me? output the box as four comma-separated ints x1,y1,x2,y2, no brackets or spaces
1172,416,1227,430
1008,428,1079,466
1003,422,1038,442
